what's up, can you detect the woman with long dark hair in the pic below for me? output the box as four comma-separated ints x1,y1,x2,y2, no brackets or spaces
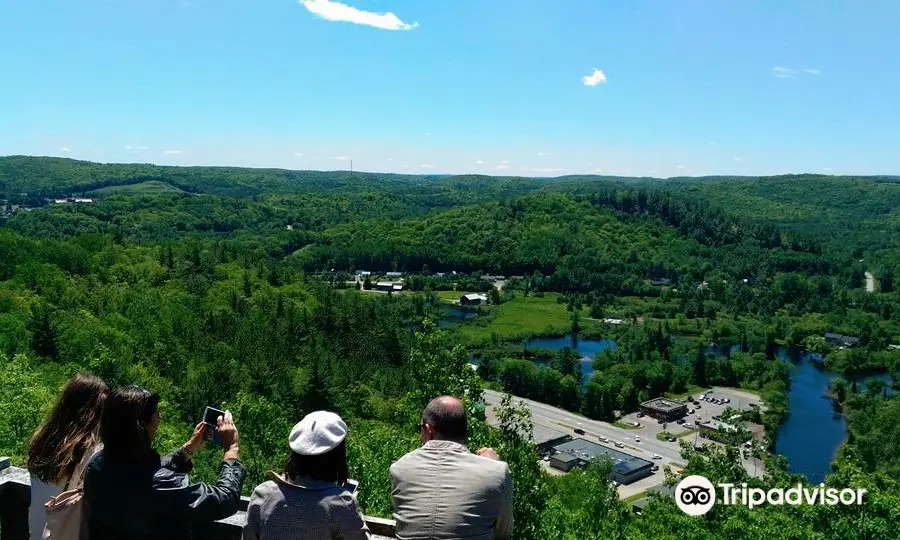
26,372,108,538
243,411,371,540
82,385,246,539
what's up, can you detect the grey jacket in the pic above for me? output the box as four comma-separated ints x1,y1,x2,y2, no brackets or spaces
243,473,371,540
390,441,514,540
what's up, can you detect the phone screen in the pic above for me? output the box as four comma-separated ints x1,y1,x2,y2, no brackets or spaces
344,479,359,494
203,406,225,427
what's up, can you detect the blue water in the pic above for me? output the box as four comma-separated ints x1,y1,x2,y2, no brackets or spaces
525,336,617,383
773,349,843,484
438,306,479,328
523,336,892,483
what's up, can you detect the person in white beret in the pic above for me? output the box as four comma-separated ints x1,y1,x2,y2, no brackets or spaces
242,411,371,540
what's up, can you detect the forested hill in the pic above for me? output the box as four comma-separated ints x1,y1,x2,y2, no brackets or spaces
4,157,900,252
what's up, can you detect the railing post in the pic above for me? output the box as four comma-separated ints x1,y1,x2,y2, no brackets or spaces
0,462,31,540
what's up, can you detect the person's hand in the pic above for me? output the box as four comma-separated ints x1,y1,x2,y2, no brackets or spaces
476,447,501,461
181,422,208,456
218,410,240,460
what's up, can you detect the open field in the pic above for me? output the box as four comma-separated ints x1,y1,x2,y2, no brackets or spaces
88,180,187,196
454,293,598,343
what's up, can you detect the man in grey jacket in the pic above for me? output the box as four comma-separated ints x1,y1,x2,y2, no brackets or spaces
390,396,514,540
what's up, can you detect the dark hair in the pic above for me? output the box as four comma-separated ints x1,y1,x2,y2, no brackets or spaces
27,373,109,484
422,396,467,442
100,385,160,463
284,441,348,486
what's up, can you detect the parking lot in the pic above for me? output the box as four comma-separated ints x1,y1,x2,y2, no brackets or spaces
617,387,766,459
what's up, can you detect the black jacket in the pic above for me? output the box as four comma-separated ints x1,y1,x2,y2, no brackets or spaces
82,447,246,540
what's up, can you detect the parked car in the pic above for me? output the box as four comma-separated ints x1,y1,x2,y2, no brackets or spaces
615,442,625,448
636,411,644,418
667,436,676,442
684,422,693,428
695,404,702,409
599,436,609,443
652,454,662,460
688,408,695,414
651,465,660,472
698,394,706,400
542,456,550,462
723,398,731,403
574,428,585,435
676,419,685,425
631,422,641,428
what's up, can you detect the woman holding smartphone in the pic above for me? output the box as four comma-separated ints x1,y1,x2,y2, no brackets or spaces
243,410,371,540
82,385,246,539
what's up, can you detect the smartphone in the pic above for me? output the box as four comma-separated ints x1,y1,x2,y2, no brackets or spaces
203,406,225,446
344,479,359,495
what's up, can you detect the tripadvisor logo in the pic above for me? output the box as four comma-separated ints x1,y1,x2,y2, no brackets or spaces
675,475,867,516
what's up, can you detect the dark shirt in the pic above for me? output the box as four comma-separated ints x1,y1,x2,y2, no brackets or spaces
82,448,246,540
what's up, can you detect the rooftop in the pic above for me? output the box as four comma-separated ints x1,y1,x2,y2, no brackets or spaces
553,438,653,474
640,397,686,412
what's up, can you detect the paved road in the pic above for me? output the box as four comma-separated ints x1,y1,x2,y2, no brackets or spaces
865,271,875,293
483,389,686,465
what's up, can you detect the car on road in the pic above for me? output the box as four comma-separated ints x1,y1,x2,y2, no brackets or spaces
635,436,641,443
574,428,585,435
599,436,609,443
695,404,701,409
666,436,676,442
684,422,693,428
542,456,550,462
676,419,685,425
631,421,641,428
723,398,731,403
651,465,660,472
615,442,625,448
652,454,662,460
636,411,644,418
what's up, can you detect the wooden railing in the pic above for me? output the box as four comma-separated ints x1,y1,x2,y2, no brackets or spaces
0,460,396,539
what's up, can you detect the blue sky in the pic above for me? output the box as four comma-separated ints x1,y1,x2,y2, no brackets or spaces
2,0,899,176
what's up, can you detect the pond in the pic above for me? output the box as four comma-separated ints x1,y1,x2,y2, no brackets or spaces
438,305,479,328
522,335,892,484
524,335,617,383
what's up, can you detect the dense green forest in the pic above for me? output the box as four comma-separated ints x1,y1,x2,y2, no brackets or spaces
2,156,900,538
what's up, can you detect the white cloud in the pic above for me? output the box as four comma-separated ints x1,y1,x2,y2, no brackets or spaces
537,151,552,157
773,66,795,78
531,167,568,173
126,145,150,151
334,156,349,161
475,160,484,165
823,167,834,172
733,157,743,162
424,132,432,136
294,152,304,157
124,145,133,150
676,164,685,169
582,68,607,87
299,0,418,31
420,164,436,169
163,149,182,155
60,147,71,153
773,66,820,79
592,168,604,173
495,159,510,170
